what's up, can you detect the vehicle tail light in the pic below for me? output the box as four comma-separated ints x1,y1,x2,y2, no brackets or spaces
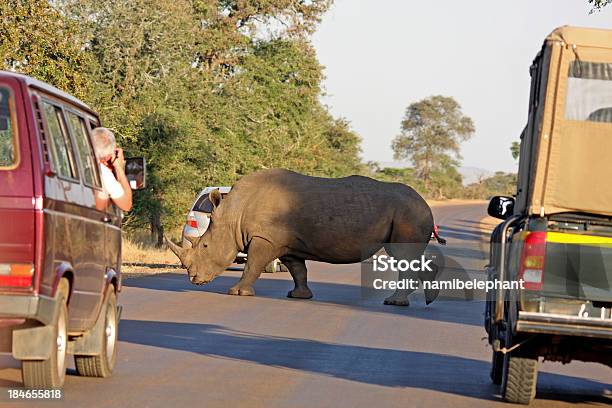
0,263,34,288
519,232,547,291
186,212,198,228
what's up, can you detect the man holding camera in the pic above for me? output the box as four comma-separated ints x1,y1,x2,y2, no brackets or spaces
92,127,133,212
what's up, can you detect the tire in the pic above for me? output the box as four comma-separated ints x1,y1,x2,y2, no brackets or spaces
490,350,504,385
264,259,279,273
501,353,538,404
74,287,118,378
21,278,69,389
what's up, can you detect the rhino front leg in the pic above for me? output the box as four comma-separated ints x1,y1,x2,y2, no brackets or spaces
280,256,313,299
229,238,277,296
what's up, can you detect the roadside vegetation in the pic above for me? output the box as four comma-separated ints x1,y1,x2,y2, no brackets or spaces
5,1,602,248
1,0,362,246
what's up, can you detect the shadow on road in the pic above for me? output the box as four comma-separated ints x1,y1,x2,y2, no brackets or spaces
119,319,611,404
123,273,485,327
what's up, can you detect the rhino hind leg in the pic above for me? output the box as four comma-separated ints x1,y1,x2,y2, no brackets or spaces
419,263,440,305
382,269,416,307
280,256,313,299
382,239,428,307
229,238,277,296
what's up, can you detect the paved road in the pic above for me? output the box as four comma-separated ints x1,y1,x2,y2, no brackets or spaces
1,203,610,407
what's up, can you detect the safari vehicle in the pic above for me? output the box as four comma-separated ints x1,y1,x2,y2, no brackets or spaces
484,26,612,405
0,71,145,388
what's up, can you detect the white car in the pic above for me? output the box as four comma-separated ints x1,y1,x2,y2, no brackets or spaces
181,186,285,272
182,186,231,245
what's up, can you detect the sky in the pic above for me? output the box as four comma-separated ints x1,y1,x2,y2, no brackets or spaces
312,0,612,173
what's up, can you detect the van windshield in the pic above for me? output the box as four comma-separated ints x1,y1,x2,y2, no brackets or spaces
0,87,17,168
565,61,612,123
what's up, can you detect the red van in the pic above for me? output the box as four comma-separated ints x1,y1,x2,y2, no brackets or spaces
0,71,129,388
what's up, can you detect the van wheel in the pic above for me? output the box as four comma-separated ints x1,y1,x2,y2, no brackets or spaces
501,353,538,404
21,278,69,388
490,350,504,385
264,259,279,273
74,287,118,378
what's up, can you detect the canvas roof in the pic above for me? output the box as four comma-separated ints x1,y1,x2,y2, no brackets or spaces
517,26,612,217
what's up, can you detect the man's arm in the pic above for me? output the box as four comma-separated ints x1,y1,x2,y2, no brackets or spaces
95,194,110,211
112,148,133,211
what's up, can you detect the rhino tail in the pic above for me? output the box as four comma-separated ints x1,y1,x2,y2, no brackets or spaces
433,228,447,245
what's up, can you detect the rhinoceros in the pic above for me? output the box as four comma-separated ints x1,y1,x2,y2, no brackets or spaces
166,168,443,306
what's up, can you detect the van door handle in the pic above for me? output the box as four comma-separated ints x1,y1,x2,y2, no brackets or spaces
102,216,112,223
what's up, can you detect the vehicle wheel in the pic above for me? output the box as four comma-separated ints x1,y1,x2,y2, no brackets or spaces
21,278,69,388
501,353,538,404
490,350,504,385
264,259,279,273
74,286,118,378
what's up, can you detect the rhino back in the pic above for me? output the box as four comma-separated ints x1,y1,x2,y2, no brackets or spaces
226,169,432,262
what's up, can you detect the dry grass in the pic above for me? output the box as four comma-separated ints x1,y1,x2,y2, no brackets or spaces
122,232,180,266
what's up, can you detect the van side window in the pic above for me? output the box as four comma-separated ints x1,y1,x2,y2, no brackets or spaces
0,87,17,168
42,102,79,180
66,112,101,188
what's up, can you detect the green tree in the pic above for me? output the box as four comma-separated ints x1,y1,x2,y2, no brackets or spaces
392,95,474,191
3,0,361,244
0,0,93,99
464,171,516,199
122,109,216,246
511,141,520,160
428,157,464,199
372,167,420,190
60,0,360,243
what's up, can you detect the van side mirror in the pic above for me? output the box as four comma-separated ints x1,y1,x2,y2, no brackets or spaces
125,157,146,190
488,196,515,220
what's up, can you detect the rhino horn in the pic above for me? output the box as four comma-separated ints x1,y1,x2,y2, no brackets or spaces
165,236,188,263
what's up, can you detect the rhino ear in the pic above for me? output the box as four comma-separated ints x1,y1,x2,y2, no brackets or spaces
209,189,222,211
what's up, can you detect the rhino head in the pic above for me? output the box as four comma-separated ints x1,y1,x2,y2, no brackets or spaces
166,190,238,285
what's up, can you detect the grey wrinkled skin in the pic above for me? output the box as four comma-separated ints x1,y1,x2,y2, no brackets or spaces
166,168,439,306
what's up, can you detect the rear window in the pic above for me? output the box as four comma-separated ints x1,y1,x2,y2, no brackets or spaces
565,61,612,123
193,192,227,213
0,87,17,168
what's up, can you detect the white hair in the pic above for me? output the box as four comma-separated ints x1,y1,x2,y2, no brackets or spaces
92,127,116,159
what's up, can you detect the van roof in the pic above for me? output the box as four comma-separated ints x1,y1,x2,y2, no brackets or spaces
547,25,612,49
0,70,95,114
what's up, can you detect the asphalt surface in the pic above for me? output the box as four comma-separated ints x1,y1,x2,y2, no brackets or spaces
1,202,610,407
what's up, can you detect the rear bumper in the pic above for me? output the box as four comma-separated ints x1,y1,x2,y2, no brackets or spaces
0,294,62,359
517,311,612,339
0,294,59,326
